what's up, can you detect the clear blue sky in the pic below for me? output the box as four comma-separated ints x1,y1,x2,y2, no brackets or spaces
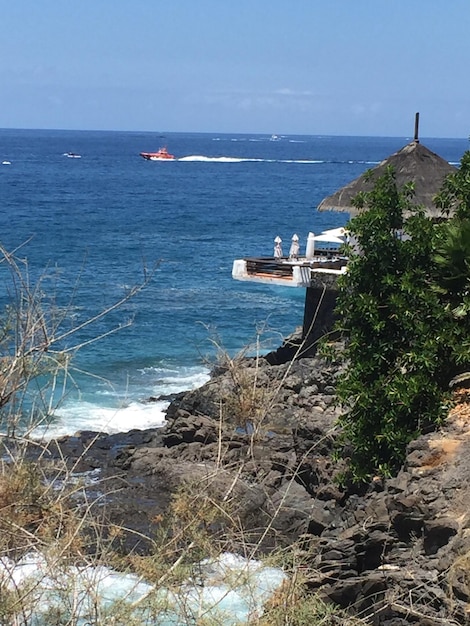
2,1,469,138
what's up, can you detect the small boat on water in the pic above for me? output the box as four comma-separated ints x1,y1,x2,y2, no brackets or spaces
139,147,175,161
64,152,81,158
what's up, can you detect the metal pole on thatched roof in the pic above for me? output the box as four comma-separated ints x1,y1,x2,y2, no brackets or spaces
317,113,456,219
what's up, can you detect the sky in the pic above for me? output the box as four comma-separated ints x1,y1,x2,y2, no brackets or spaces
1,1,469,138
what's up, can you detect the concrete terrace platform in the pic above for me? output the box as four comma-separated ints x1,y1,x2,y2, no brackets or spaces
232,255,347,288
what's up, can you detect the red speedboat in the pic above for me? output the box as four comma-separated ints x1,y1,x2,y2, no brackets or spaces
139,147,175,161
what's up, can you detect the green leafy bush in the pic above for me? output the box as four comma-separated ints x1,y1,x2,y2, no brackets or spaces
335,159,470,482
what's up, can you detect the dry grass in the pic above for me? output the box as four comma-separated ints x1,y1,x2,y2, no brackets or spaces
0,245,372,625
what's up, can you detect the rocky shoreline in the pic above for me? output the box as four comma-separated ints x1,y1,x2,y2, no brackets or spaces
33,342,470,625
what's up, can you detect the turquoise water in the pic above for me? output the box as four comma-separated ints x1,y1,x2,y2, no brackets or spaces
0,129,467,435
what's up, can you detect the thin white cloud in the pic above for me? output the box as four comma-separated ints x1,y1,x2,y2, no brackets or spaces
195,88,318,112
274,88,313,97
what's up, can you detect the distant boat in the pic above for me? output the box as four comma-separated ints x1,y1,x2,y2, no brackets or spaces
64,152,81,158
139,147,175,161
270,134,280,141
2,161,11,165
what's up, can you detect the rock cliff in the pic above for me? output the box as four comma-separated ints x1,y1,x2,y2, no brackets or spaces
39,349,470,625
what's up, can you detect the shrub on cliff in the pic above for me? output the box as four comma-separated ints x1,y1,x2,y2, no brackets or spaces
434,149,470,326
0,245,155,623
335,153,470,482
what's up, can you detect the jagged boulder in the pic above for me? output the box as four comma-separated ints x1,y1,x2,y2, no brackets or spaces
22,352,470,623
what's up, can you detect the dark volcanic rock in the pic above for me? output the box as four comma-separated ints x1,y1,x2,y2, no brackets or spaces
17,351,470,624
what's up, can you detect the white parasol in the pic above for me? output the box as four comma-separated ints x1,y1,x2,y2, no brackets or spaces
289,234,300,259
314,233,345,244
274,236,283,259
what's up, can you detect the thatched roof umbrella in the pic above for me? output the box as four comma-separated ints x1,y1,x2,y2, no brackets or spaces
317,114,457,218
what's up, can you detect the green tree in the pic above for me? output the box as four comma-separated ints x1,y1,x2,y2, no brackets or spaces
334,166,467,482
433,151,470,322
435,150,470,219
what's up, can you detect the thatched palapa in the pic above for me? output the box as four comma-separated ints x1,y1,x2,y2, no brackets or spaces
317,136,457,219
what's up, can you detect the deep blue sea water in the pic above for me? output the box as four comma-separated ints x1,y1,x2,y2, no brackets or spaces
0,129,467,437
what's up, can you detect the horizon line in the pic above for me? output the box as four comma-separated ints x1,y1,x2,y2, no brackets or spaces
0,127,468,142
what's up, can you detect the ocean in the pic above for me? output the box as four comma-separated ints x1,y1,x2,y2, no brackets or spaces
0,129,467,438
